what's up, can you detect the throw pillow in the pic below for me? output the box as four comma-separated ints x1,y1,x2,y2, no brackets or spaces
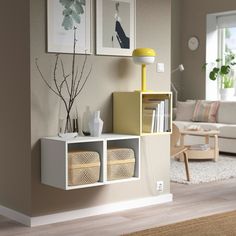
175,101,196,121
192,100,220,123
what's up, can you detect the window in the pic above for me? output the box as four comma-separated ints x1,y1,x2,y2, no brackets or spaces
206,12,236,101
218,27,236,90
218,27,236,66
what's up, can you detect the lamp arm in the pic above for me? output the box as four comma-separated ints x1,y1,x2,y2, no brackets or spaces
171,81,178,94
171,64,184,107
171,68,179,73
172,64,184,73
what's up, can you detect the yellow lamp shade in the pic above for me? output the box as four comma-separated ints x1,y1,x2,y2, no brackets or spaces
132,48,156,92
132,48,156,57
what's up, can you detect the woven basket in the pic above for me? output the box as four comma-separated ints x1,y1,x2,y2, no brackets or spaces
68,151,100,186
107,148,135,181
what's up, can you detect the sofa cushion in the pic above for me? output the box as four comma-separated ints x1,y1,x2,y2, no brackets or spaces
175,101,196,121
217,101,236,124
192,100,220,123
219,125,236,139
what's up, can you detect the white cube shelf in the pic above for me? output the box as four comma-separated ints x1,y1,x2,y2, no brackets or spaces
41,134,140,190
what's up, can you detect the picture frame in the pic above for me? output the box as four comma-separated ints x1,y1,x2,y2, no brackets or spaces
96,0,136,56
47,0,91,54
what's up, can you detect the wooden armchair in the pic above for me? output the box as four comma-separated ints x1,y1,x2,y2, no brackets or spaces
171,124,190,181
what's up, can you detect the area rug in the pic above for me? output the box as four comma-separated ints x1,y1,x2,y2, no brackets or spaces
123,210,236,236
171,154,236,184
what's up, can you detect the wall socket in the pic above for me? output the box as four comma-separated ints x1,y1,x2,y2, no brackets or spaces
156,181,164,192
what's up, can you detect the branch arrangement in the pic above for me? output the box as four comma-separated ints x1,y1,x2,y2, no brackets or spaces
35,27,92,133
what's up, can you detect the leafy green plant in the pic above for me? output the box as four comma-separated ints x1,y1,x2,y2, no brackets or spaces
203,52,236,89
60,0,86,30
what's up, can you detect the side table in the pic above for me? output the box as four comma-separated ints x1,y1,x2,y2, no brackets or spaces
180,129,220,162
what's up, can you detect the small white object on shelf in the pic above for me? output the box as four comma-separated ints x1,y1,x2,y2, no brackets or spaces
58,132,78,139
89,111,103,137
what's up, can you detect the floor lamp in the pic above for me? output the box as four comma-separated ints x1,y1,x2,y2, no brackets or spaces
171,64,184,107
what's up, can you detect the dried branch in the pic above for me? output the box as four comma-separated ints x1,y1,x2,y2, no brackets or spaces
60,58,70,94
75,65,92,98
53,54,61,94
35,27,92,134
74,65,79,86
70,27,77,99
35,57,69,114
59,74,70,92
35,58,60,97
74,54,88,96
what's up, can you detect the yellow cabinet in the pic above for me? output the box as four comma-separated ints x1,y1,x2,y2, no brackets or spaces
113,91,172,136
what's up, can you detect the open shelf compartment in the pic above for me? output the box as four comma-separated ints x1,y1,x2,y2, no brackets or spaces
67,141,104,189
106,137,140,184
113,91,172,136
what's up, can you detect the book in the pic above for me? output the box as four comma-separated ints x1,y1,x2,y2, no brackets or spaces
142,108,155,133
155,104,160,132
143,98,169,133
143,100,161,133
164,99,170,132
159,101,165,132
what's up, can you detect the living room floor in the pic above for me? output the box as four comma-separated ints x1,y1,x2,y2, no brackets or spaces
1,178,236,236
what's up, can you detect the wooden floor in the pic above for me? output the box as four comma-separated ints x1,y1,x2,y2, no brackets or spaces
1,178,236,236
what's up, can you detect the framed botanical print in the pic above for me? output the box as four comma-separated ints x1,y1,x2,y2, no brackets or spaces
47,0,91,54
96,0,136,56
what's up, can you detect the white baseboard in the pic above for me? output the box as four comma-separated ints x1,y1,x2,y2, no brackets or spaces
0,205,31,226
0,194,173,227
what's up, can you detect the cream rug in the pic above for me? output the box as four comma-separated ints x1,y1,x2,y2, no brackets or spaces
171,154,236,184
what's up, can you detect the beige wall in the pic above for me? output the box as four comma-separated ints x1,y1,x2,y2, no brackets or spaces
0,1,31,215
179,0,236,100
30,0,171,216
171,0,183,103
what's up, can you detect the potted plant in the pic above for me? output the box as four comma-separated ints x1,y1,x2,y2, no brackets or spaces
204,52,236,100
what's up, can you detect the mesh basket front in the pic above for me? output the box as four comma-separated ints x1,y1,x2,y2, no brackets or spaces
68,151,100,186
68,167,100,186
107,148,135,181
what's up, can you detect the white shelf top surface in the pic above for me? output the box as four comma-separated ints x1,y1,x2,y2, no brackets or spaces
42,133,139,143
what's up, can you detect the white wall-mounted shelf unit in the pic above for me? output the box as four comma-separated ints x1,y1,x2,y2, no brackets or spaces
41,134,140,190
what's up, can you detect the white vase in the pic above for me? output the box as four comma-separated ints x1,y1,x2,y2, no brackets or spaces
220,88,235,100
82,106,92,136
89,111,103,137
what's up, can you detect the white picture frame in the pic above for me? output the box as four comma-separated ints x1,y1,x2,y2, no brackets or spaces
96,0,136,56
47,0,91,54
